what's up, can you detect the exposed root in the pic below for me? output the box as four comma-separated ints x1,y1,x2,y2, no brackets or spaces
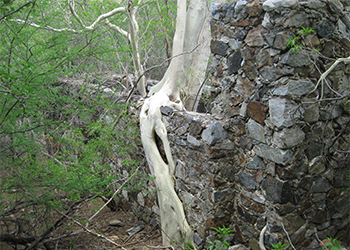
259,222,268,250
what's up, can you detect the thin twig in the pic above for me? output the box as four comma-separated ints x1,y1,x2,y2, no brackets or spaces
336,150,350,154
152,220,186,250
314,228,331,250
40,150,63,165
121,232,161,247
191,70,209,111
307,52,343,98
282,223,296,250
328,116,350,151
290,95,350,115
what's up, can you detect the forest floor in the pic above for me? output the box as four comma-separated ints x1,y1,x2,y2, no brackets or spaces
0,198,166,250
53,199,163,250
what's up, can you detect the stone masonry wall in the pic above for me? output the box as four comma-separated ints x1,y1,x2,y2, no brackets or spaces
128,0,350,249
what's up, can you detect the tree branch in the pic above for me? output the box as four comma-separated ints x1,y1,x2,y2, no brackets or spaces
282,223,296,250
311,56,350,99
68,0,85,27
9,4,127,34
0,0,35,21
8,18,80,32
105,19,129,38
86,6,126,30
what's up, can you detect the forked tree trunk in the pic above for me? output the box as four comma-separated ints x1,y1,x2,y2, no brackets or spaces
140,0,210,248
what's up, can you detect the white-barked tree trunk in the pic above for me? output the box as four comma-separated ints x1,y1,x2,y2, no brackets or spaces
140,0,210,247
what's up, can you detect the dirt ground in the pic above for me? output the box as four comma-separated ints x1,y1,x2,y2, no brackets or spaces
0,198,166,250
55,200,163,250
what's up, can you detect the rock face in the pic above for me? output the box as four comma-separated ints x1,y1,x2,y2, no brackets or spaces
126,1,350,249
202,120,227,145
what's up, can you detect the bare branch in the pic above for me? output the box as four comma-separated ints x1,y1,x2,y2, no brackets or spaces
105,19,129,38
8,18,80,32
9,5,127,34
86,6,126,30
0,234,36,245
156,0,172,56
311,56,350,99
68,0,85,27
328,117,350,151
40,150,63,165
43,229,85,242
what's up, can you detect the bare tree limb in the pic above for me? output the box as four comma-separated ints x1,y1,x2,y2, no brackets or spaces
68,0,85,27
9,4,127,34
310,56,350,99
43,229,85,242
328,116,350,151
105,19,129,38
86,7,126,30
156,0,172,57
192,69,209,111
8,18,80,32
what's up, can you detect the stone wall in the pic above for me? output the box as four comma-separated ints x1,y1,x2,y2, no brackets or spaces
129,0,350,249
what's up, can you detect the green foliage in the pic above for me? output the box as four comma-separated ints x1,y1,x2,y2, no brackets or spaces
184,241,195,250
0,0,177,202
286,26,315,53
301,26,315,36
322,237,344,250
207,225,235,250
0,0,178,246
137,0,176,79
0,0,148,218
271,242,290,250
